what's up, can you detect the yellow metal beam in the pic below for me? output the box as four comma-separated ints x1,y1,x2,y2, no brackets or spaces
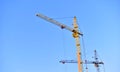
73,16,83,72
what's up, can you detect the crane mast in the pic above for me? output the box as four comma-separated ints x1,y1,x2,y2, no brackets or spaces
36,13,83,72
73,16,83,72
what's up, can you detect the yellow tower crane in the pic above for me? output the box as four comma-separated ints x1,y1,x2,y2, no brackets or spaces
36,13,83,72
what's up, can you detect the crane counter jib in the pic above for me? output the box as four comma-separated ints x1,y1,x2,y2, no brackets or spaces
36,13,83,36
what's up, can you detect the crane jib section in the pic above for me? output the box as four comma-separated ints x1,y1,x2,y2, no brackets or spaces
36,13,82,36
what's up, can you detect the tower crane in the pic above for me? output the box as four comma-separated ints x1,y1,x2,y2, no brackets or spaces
36,13,83,72
59,50,104,72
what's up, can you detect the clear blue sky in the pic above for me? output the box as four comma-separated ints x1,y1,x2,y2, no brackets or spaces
1,0,120,72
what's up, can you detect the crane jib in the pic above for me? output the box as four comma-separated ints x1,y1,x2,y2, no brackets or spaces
36,13,83,36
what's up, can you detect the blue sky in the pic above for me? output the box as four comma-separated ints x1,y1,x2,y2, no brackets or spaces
1,0,120,72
